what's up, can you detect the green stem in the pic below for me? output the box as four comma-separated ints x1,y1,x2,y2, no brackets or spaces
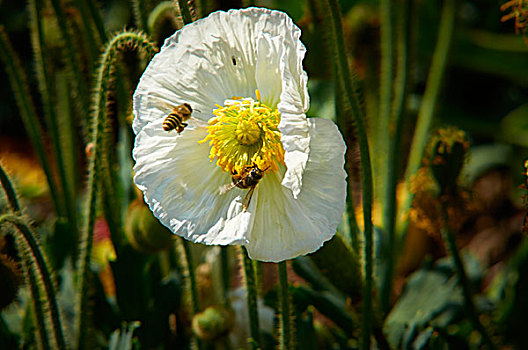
335,73,360,252
439,200,496,350
0,28,63,216
221,246,231,307
132,0,150,32
240,246,261,349
376,0,394,203
49,0,90,112
23,258,52,350
0,163,21,213
181,239,200,315
84,0,107,43
74,30,157,350
72,0,98,64
29,0,79,240
380,0,412,313
199,0,207,17
0,214,66,349
278,261,293,350
399,0,456,238
320,0,374,348
179,239,204,350
177,0,194,24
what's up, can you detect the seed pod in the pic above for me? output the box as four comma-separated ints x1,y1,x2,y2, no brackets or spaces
192,305,234,342
0,254,22,310
427,127,470,195
124,198,174,253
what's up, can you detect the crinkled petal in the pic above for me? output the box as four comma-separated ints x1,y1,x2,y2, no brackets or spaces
244,118,346,262
133,120,254,245
133,8,308,135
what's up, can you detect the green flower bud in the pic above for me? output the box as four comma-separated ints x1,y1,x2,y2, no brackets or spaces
192,305,234,342
124,198,174,253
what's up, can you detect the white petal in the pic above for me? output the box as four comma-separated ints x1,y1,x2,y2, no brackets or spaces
133,8,307,135
133,121,254,245
244,118,347,262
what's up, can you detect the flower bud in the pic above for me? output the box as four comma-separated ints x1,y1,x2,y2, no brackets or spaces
427,127,469,194
0,254,22,310
192,305,234,342
124,198,174,253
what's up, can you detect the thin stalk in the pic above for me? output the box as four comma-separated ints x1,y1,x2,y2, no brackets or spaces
380,0,412,313
221,246,231,307
132,0,149,32
178,239,204,350
23,258,52,350
180,239,200,315
335,72,360,252
376,0,394,203
49,0,90,112
29,0,79,240
0,164,21,213
239,246,261,349
0,28,63,216
55,71,80,202
74,30,157,350
84,0,107,43
177,0,194,24
0,168,50,349
319,0,374,348
439,201,496,350
399,0,456,237
278,261,293,350
71,0,98,64
199,0,207,17
0,214,67,349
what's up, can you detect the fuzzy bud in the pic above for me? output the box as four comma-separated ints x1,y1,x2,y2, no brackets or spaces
427,127,469,194
124,198,174,253
192,305,234,342
0,254,22,310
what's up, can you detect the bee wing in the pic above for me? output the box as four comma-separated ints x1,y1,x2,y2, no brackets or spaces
242,186,256,211
219,183,237,195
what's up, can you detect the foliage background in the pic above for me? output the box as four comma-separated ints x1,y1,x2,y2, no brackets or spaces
0,0,528,349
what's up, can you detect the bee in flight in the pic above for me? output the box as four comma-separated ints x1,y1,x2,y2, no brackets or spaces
221,164,268,211
162,103,193,134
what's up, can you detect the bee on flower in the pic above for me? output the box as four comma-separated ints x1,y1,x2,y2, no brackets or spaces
132,8,347,262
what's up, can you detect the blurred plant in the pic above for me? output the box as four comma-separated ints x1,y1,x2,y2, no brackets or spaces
501,0,528,41
0,0,527,349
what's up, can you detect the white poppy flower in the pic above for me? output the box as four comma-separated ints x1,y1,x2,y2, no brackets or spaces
132,7,347,262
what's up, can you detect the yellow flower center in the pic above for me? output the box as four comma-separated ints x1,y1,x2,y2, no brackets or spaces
200,92,284,175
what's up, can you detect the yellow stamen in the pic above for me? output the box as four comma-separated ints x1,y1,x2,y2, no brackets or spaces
200,96,284,175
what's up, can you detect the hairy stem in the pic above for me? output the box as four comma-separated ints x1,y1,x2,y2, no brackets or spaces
240,247,261,349
177,0,194,24
380,0,412,313
0,163,21,213
29,0,79,241
0,214,66,349
74,30,157,350
319,0,374,347
0,28,62,216
399,0,457,239
440,200,496,350
278,261,293,350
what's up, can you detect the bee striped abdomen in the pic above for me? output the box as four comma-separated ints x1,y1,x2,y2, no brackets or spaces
162,103,193,133
163,113,186,132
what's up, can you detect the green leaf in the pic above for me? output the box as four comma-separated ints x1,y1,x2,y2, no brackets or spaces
384,265,462,348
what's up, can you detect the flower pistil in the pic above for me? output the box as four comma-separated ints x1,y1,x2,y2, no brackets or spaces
200,91,284,175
